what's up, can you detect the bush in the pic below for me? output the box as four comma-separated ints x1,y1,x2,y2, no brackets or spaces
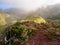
5,24,36,45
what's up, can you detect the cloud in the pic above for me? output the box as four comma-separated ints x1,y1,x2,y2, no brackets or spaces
0,0,60,10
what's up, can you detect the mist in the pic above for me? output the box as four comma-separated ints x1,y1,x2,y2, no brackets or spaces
0,0,60,11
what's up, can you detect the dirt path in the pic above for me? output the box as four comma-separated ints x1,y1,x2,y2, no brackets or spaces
23,30,60,45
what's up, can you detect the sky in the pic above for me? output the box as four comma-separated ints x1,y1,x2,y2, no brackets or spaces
0,0,60,11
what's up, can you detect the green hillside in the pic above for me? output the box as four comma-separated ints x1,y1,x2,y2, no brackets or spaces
0,13,10,26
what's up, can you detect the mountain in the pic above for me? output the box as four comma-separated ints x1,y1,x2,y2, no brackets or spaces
3,4,60,20
5,8,28,19
41,4,60,19
0,4,60,22
46,4,60,20
31,4,60,20
0,8,29,25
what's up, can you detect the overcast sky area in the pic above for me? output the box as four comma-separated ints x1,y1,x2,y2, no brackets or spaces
0,0,60,11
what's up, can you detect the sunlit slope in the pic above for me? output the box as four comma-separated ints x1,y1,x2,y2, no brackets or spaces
34,16,46,23
0,13,10,26
20,16,46,23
